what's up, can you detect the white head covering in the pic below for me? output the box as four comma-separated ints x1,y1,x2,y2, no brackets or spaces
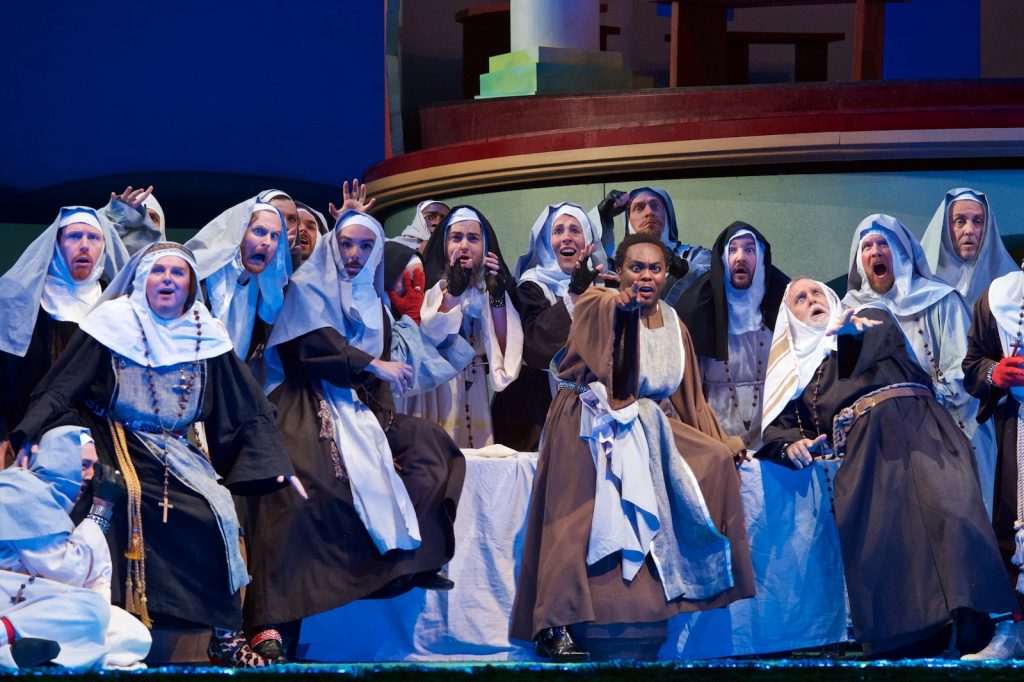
80,243,233,366
920,187,1016,308
0,426,84,541
143,193,166,230
985,266,1024,358
262,211,387,393
296,201,329,235
38,209,109,323
722,228,767,335
515,202,599,304
390,199,449,250
0,206,129,357
842,214,953,317
185,194,292,358
761,279,844,432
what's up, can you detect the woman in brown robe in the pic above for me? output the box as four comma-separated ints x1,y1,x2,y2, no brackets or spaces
510,233,754,661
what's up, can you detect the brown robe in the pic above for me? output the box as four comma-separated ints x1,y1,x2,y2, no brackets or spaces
509,287,754,643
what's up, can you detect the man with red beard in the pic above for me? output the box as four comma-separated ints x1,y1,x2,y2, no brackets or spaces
0,207,128,467
673,222,790,450
842,215,995,512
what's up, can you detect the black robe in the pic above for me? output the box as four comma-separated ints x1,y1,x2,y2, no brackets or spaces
243,323,465,627
759,308,1016,655
491,281,572,451
11,331,293,628
672,221,789,362
962,290,1024,611
1,307,81,450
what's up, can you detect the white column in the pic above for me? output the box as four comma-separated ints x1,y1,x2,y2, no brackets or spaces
510,0,599,52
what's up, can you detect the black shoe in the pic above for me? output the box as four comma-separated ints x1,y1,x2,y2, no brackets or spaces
535,626,590,662
11,638,61,668
411,571,455,591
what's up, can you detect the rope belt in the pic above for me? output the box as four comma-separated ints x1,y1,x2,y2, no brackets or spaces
832,382,931,455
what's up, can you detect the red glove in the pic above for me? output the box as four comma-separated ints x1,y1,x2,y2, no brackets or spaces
388,268,426,323
991,356,1024,389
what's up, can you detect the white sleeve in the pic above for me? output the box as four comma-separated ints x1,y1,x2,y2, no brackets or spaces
482,291,523,392
419,281,465,345
15,521,112,599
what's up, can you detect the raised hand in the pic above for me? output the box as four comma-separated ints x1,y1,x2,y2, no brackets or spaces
445,251,473,297
597,189,630,222
388,268,426,323
111,185,154,211
484,252,507,302
328,178,377,219
566,244,599,295
826,307,882,337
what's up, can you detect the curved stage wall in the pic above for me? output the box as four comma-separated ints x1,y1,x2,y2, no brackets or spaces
367,81,1024,286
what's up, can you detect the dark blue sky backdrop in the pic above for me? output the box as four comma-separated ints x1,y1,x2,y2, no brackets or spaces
0,1,384,192
885,0,980,79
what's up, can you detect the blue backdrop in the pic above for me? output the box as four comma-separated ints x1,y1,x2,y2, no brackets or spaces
0,0,384,225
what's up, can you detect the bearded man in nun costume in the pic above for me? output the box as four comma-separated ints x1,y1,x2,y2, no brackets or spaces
673,222,789,450
244,212,464,662
758,277,1018,659
101,186,166,256
1,427,152,670
493,202,607,450
295,201,329,264
389,199,451,254
589,187,709,299
10,242,301,667
510,232,753,662
186,195,291,361
417,206,524,448
843,214,997,514
0,207,128,466
961,263,1024,659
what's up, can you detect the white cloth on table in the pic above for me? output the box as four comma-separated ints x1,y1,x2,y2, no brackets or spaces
662,458,848,659
298,453,846,661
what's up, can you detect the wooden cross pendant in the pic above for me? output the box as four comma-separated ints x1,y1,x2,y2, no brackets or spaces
159,496,174,523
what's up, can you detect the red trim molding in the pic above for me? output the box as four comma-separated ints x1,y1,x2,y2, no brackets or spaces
365,81,1024,211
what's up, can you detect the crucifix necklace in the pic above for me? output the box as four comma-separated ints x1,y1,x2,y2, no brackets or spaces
137,308,203,523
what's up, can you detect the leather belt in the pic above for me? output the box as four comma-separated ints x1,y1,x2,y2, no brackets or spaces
832,382,931,454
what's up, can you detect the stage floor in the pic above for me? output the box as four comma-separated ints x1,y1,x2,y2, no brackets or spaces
8,658,1024,680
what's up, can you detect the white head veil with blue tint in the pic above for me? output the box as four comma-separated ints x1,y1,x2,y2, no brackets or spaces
722,228,767,335
80,243,233,366
843,214,953,317
262,211,387,393
185,194,292,358
40,209,108,322
390,199,450,250
920,187,1016,307
516,202,599,304
0,206,128,357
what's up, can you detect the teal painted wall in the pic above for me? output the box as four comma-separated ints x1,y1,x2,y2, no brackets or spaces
5,170,1023,287
381,169,1024,288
